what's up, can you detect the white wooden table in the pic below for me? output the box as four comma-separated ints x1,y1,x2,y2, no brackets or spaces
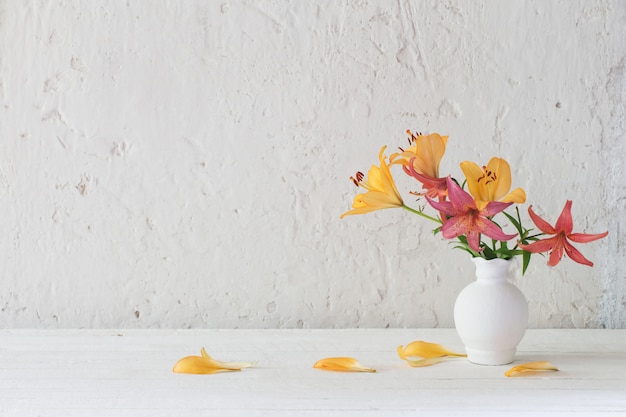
0,329,624,416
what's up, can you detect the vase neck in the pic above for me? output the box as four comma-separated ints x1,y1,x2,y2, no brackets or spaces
472,258,511,282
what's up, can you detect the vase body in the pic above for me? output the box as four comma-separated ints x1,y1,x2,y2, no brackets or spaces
454,258,528,366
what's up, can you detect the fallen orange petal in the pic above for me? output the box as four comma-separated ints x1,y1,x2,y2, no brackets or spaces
172,348,255,374
505,361,559,377
398,340,467,360
313,357,376,373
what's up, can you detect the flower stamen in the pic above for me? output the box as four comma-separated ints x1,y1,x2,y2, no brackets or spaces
477,166,498,185
350,171,365,187
406,129,423,145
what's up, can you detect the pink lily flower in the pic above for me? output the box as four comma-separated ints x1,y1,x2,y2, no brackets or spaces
518,201,608,267
427,177,518,252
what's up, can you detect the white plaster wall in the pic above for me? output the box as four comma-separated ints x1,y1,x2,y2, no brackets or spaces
0,0,624,329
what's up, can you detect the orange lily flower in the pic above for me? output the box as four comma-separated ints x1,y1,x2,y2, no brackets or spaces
427,177,518,252
460,157,526,210
518,201,608,267
391,131,448,178
340,146,403,218
391,131,449,200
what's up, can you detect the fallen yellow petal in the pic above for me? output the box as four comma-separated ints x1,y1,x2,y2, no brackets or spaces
398,340,467,360
403,356,450,368
313,357,376,373
199,347,255,369
172,348,255,374
172,356,240,374
505,361,559,377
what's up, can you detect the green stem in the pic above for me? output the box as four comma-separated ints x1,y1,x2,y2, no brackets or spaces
402,205,442,224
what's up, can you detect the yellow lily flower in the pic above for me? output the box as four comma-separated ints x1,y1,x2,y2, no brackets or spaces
390,131,448,178
172,347,255,374
313,357,376,373
460,157,526,210
505,361,559,377
341,146,403,218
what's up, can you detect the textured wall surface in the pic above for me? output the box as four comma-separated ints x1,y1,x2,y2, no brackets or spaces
0,0,624,329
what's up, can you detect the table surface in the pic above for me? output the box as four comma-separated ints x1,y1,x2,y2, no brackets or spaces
0,328,625,416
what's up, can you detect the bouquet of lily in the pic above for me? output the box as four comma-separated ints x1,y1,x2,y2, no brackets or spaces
341,131,608,274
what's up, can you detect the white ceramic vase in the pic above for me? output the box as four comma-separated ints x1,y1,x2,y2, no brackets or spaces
453,257,528,366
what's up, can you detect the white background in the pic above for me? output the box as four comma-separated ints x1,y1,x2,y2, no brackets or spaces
0,0,624,329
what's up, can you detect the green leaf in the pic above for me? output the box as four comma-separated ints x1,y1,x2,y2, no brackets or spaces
502,211,522,234
522,250,531,275
481,245,497,259
452,246,476,256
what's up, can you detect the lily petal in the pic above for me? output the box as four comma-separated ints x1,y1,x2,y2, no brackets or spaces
527,205,557,235
460,161,489,203
200,347,256,369
554,200,574,234
502,187,527,204
480,200,515,218
465,230,482,252
474,216,518,242
446,176,476,213
172,356,241,374
547,240,566,266
440,216,473,239
485,157,513,202
568,231,609,243
518,236,560,254
426,196,457,217
172,348,255,374
414,133,448,178
403,356,450,367
313,357,376,373
505,361,559,377
398,341,466,359
562,239,594,267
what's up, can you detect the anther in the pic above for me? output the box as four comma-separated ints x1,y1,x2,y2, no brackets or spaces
406,130,422,144
350,171,364,186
